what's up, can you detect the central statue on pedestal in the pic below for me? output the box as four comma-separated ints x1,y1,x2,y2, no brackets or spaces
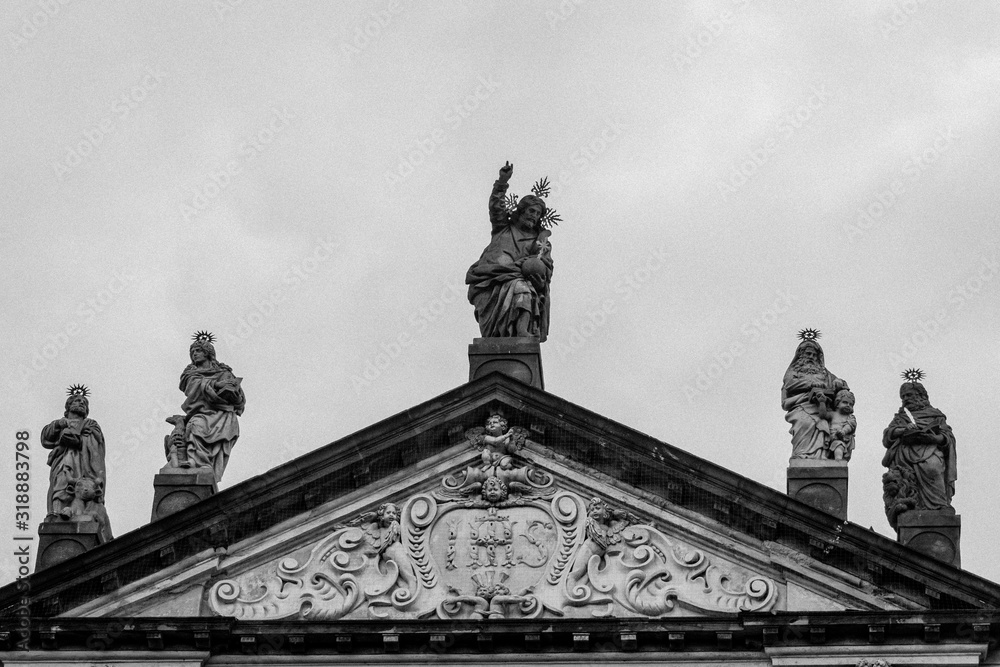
466,162,559,341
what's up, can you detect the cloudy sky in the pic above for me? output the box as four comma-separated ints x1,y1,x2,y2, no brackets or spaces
2,1,998,587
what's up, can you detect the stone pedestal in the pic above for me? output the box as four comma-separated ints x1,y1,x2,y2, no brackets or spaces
897,510,961,568
151,471,217,522
787,459,849,520
36,521,103,572
468,337,544,390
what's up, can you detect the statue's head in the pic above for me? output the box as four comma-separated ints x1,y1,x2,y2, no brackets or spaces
791,339,825,372
834,389,855,414
189,339,217,364
482,476,509,504
64,394,89,418
485,414,508,436
899,382,929,410
512,195,546,232
376,502,399,526
588,497,610,523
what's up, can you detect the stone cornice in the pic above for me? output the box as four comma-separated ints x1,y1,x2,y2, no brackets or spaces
0,612,996,657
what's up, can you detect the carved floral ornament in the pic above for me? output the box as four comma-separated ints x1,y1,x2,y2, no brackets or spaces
209,415,777,620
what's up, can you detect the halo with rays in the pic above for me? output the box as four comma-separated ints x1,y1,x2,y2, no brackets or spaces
901,368,926,383
67,384,90,398
502,176,562,229
797,328,821,342
192,330,216,344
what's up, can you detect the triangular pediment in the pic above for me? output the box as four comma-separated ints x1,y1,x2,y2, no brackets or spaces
4,373,999,621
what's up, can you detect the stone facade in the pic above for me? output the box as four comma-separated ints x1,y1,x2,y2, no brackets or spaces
2,374,998,664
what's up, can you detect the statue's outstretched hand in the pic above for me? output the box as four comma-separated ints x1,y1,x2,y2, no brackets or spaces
499,161,513,183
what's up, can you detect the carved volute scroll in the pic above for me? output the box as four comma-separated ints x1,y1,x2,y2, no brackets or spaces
209,415,778,620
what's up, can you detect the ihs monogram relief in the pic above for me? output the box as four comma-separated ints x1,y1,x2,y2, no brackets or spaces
209,415,778,620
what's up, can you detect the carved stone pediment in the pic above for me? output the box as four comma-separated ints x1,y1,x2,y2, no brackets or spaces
209,487,778,621
207,417,779,621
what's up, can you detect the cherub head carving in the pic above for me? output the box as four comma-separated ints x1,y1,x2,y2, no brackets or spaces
485,414,508,437
482,476,509,504
588,497,611,523
376,502,400,527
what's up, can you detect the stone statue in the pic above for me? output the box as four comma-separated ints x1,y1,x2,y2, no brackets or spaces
162,414,188,469
828,389,857,461
466,162,558,341
169,331,246,482
881,371,956,529
440,414,551,507
41,385,108,522
566,497,638,605
781,330,851,460
361,502,417,596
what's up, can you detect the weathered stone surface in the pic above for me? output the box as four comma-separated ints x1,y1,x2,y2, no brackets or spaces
151,471,217,522
9,375,998,625
787,459,849,520
469,337,543,389
466,162,557,341
782,331,854,462
897,510,961,568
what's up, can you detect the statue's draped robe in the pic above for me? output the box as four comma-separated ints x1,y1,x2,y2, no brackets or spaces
882,406,957,511
466,180,553,341
781,368,848,459
41,417,105,515
180,362,245,482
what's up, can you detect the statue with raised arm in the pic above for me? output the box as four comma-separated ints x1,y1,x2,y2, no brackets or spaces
466,162,560,341
881,369,956,529
41,385,110,540
781,330,851,460
170,331,246,483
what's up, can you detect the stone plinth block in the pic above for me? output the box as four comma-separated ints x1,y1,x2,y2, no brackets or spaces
36,521,102,572
897,510,961,568
152,471,218,523
469,337,544,389
787,459,849,520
